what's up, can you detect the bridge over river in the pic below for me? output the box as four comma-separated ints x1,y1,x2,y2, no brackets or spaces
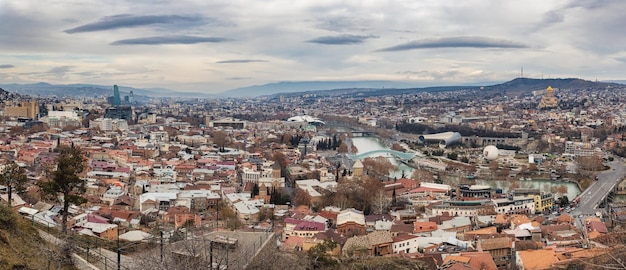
347,149,416,161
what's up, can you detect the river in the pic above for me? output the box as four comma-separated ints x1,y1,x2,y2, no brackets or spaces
349,136,580,198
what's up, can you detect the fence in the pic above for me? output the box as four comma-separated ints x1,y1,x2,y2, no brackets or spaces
23,214,125,270
23,213,275,270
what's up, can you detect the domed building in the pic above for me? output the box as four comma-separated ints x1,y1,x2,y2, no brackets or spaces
538,86,558,109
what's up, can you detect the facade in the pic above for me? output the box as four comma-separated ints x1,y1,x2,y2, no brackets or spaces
101,186,124,205
514,189,555,213
104,106,133,121
479,237,512,270
90,118,129,131
209,117,246,129
242,168,260,183
430,200,496,217
564,141,601,157
493,196,536,215
533,193,555,213
336,208,366,236
352,159,364,177
459,185,493,198
45,110,81,128
5,101,39,119
392,234,420,254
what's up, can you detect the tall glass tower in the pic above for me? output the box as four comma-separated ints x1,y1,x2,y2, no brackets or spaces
113,85,121,106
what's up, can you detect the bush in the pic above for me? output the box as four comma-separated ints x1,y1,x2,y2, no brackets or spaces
0,205,17,231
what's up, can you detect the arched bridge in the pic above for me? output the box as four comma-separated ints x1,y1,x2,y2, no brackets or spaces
347,150,416,161
351,131,377,137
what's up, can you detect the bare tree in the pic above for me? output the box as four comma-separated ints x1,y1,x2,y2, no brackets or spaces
212,130,229,152
362,157,397,179
0,161,28,207
411,168,434,182
371,190,391,215
294,188,312,207
337,142,349,153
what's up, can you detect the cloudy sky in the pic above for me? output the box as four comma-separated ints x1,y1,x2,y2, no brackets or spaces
1,0,625,93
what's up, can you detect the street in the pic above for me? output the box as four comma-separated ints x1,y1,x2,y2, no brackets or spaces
570,160,626,225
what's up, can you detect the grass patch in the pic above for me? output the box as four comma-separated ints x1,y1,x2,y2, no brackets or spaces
0,205,77,270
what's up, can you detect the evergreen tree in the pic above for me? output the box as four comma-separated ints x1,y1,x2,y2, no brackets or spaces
39,146,87,233
270,186,277,204
0,161,28,207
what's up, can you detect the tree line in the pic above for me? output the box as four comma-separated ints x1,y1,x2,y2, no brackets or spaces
315,134,342,151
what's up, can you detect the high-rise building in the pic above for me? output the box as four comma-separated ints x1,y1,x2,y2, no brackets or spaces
113,85,121,106
538,86,558,109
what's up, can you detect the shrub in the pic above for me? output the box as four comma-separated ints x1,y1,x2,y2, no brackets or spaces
0,205,17,231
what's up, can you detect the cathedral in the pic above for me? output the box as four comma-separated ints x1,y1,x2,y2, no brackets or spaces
538,86,558,109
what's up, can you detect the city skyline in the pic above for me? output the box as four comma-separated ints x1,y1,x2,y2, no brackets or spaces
1,0,625,93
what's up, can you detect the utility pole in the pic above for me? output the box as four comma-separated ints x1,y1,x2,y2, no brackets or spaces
160,231,164,262
6,171,12,207
209,240,214,270
117,223,121,270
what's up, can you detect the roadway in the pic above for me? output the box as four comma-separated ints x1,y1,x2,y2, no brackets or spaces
570,160,626,223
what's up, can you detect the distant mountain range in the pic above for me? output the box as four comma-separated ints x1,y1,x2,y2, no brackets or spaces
217,80,428,97
228,77,624,99
213,78,625,98
0,82,207,99
0,77,622,100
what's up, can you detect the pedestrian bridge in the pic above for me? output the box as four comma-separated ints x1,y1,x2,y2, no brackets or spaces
351,131,377,137
347,149,416,161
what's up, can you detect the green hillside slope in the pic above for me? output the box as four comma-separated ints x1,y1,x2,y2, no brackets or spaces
0,205,76,270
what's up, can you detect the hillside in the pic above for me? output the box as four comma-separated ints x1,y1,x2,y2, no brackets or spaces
224,77,623,99
0,87,23,102
0,205,76,269
219,80,424,97
479,77,620,96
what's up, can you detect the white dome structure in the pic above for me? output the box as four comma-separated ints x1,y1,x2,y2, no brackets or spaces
286,115,325,126
483,145,499,160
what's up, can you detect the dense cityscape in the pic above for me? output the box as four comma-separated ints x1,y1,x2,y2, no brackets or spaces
3,1,626,269
1,78,626,270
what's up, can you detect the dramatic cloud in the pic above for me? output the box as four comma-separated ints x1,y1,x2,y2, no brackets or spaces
307,34,378,45
46,66,73,74
377,37,529,52
216,60,267,64
65,14,205,33
110,35,229,45
2,0,626,93
315,16,370,32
